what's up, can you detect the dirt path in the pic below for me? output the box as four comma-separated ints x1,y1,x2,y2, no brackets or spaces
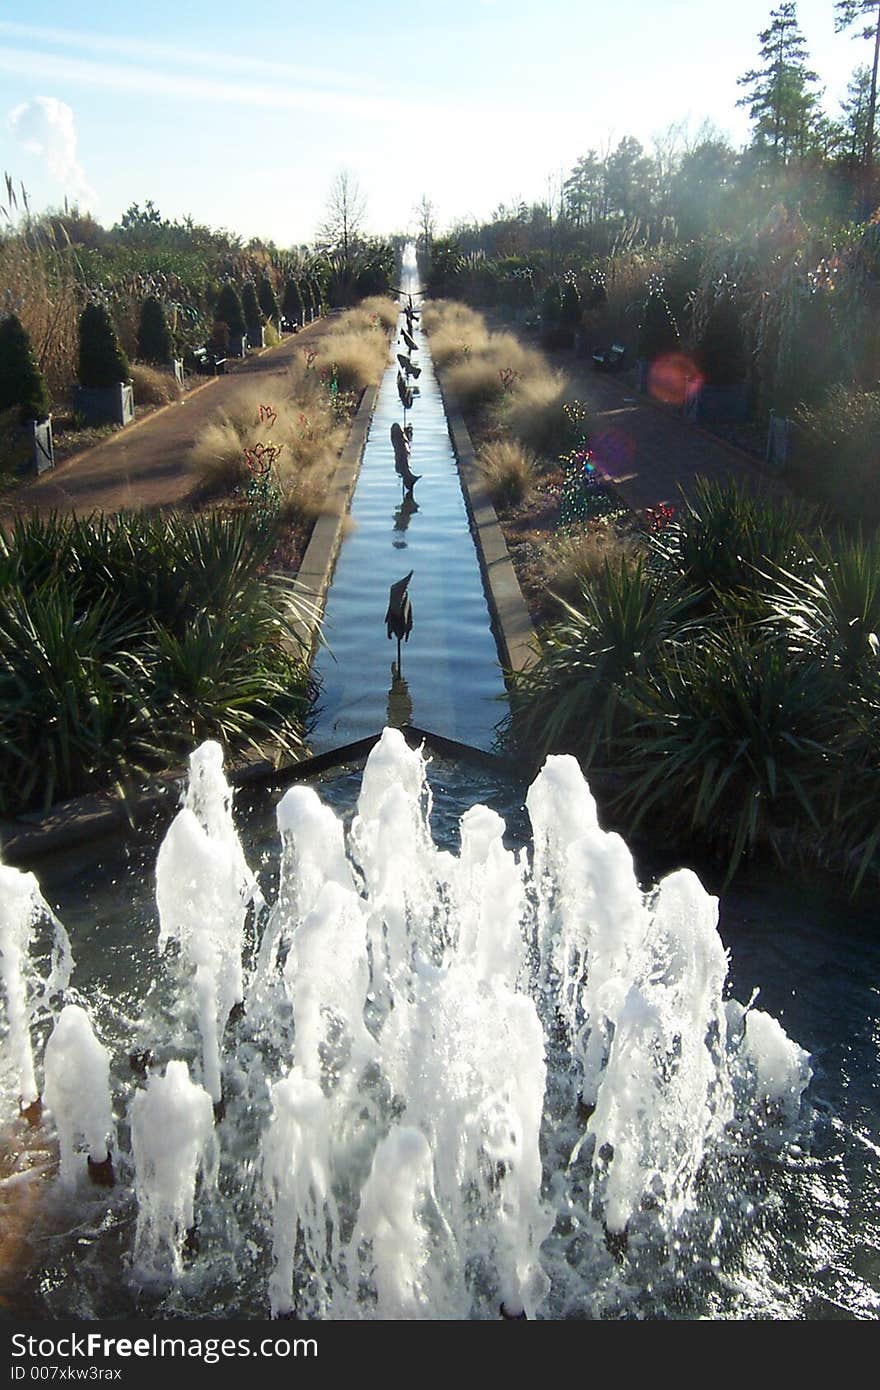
5,319,334,518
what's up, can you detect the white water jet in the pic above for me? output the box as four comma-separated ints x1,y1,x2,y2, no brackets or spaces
0,863,72,1107
155,742,259,1102
1,726,816,1318
348,1125,444,1319
261,1066,338,1318
130,1059,217,1282
43,1004,113,1188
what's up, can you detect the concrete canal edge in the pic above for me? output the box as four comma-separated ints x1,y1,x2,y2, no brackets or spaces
289,377,382,658
438,388,538,677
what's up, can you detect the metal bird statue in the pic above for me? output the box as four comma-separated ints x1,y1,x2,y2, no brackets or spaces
390,422,420,492
385,570,413,676
397,353,421,380
397,372,413,411
400,328,418,353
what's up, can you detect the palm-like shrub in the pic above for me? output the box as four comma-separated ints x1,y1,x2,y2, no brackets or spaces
655,477,811,604
77,303,130,388
765,531,880,681
0,510,310,814
506,558,696,765
137,296,174,365
620,631,838,880
0,314,51,422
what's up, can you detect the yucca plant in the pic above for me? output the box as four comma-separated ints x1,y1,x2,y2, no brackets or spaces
505,558,697,765
655,476,812,605
147,611,306,760
0,585,149,812
765,531,880,681
620,630,839,880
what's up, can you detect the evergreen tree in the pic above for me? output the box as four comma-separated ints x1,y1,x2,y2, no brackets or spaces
215,283,246,338
281,277,304,326
737,4,821,165
0,314,51,422
241,282,263,338
836,2,880,210
78,303,130,389
258,274,279,323
137,295,174,364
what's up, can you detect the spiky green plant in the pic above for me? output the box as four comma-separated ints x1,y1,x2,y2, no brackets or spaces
505,558,698,765
620,631,838,880
765,530,880,680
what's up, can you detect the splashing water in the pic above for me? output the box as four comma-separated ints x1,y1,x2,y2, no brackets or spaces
0,729,815,1318
43,1004,113,1188
0,863,72,1106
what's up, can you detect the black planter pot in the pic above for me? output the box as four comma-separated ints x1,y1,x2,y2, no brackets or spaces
246,325,265,351
73,381,135,427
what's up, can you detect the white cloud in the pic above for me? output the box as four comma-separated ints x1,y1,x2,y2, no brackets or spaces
7,95,96,207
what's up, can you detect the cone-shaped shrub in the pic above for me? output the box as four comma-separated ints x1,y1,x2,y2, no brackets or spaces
242,281,263,338
258,275,279,323
696,299,747,387
78,303,130,389
137,295,174,365
0,314,51,423
215,283,246,338
638,292,679,361
541,282,562,326
560,278,582,328
282,278,304,324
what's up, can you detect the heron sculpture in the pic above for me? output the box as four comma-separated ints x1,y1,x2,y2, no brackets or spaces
391,422,420,492
400,327,418,354
397,372,413,411
385,570,413,676
397,353,421,380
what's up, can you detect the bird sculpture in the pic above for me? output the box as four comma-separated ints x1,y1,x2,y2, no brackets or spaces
390,422,420,492
397,353,421,379
400,328,418,353
397,372,413,410
385,570,414,675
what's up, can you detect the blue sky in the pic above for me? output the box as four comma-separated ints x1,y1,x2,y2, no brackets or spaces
0,1,868,246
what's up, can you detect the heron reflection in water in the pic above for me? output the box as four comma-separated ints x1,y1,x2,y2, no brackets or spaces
392,493,419,548
386,664,413,728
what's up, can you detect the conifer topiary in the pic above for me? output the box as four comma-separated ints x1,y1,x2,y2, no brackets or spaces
242,282,263,339
215,283,246,338
258,275,279,323
137,295,174,365
78,303,130,389
0,314,51,423
697,299,747,387
638,292,679,362
560,278,582,328
281,278,304,325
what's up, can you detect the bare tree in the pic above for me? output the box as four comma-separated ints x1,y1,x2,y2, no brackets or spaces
414,194,436,261
317,171,366,263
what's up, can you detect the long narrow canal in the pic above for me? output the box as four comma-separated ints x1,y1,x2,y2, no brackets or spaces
308,251,508,752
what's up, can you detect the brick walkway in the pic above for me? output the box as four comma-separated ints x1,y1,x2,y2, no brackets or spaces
551,353,788,514
5,318,334,518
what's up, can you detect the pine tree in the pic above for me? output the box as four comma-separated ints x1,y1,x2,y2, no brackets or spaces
836,2,880,211
737,3,821,165
0,314,51,423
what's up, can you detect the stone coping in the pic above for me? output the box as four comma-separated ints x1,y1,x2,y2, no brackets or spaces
436,384,538,677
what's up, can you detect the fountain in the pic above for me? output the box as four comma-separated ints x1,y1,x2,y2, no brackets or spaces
0,728,821,1319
